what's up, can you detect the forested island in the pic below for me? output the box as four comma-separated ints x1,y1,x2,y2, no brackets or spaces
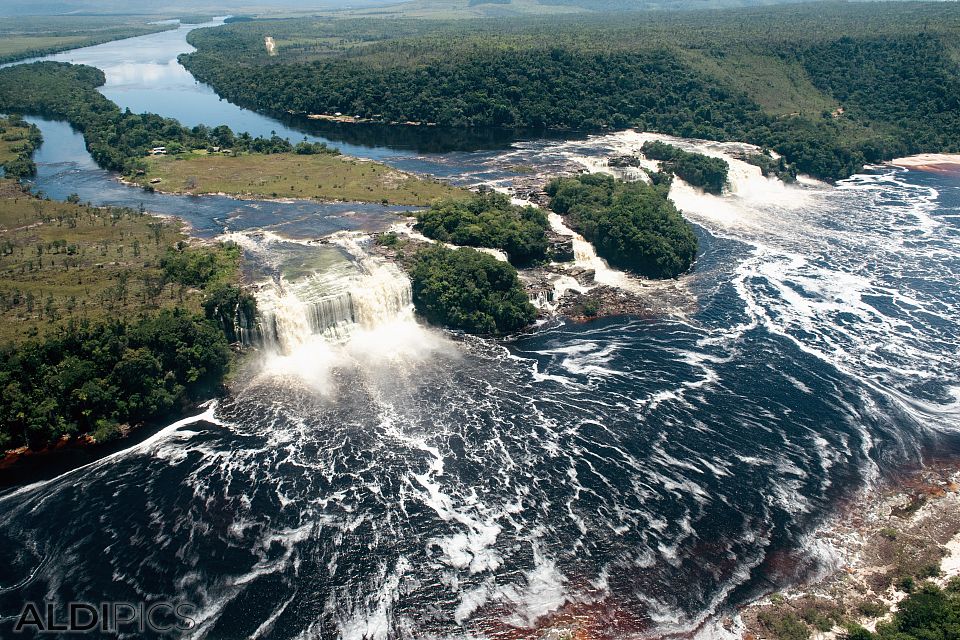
409,244,537,335
547,173,698,279
640,141,729,194
414,191,550,265
178,2,960,181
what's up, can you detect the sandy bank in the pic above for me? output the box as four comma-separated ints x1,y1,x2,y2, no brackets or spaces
891,154,960,175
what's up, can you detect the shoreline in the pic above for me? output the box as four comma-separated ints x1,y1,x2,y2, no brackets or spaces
0,398,216,489
737,459,960,639
891,153,960,175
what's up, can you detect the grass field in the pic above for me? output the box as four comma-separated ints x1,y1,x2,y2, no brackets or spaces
681,49,838,118
0,17,177,63
0,179,217,344
133,152,470,205
0,121,36,166
0,36,91,60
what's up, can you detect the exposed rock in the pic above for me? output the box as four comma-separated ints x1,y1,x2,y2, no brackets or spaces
739,461,960,640
565,266,596,286
556,285,659,320
546,231,574,263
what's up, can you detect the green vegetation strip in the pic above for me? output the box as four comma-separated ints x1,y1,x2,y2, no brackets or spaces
0,17,178,64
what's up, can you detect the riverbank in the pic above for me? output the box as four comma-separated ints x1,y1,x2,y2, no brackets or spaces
130,151,469,206
0,17,178,65
738,460,960,639
892,154,960,176
0,399,215,489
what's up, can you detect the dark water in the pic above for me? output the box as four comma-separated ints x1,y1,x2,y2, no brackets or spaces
2,22,960,640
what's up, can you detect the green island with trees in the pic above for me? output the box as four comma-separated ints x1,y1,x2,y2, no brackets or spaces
408,243,537,335
414,191,550,265
0,168,253,451
547,173,698,279
176,2,960,182
640,140,729,194
0,62,464,205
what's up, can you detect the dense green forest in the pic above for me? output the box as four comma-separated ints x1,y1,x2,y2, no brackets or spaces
409,244,536,334
178,2,960,181
0,62,336,177
640,141,729,194
0,310,230,450
414,191,549,265
547,173,698,278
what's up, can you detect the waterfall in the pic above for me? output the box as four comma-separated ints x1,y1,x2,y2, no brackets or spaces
254,255,415,355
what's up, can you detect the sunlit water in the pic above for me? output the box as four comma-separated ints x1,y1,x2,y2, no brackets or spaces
2,23,960,640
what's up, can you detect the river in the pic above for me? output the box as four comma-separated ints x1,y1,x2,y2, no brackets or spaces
1,19,960,640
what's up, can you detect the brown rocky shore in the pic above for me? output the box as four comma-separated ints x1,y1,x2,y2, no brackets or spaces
737,460,960,639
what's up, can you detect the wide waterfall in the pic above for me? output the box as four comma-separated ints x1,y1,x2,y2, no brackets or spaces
255,253,415,354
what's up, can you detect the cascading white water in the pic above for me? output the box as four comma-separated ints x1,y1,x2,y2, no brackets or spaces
256,258,415,353
245,234,452,389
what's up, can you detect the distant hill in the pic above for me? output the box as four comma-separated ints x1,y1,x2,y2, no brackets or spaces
0,0,398,17
0,0,870,17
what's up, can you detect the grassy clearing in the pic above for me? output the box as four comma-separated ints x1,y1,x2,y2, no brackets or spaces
680,49,837,118
133,151,469,205
0,18,177,63
0,179,216,344
0,120,36,166
0,36,90,60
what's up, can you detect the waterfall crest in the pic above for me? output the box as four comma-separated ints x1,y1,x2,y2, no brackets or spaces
255,258,415,354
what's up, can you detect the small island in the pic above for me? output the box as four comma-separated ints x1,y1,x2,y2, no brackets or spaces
409,244,537,335
413,190,551,265
546,173,699,279
640,140,729,194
